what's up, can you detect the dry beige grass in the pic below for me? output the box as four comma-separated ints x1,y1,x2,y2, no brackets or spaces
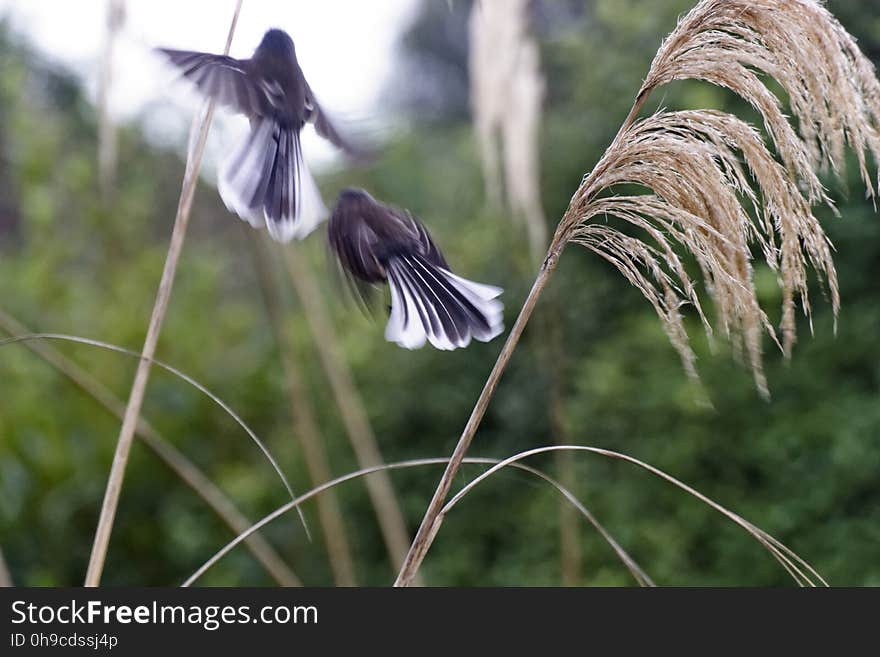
396,0,880,587
642,0,880,199
556,0,880,393
567,110,838,393
183,456,656,587
0,309,302,586
85,0,256,588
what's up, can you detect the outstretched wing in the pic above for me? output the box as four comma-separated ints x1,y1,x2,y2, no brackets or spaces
328,202,384,282
158,49,269,117
327,200,385,309
304,82,365,157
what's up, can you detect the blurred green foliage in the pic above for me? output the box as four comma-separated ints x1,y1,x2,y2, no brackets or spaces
1,0,878,586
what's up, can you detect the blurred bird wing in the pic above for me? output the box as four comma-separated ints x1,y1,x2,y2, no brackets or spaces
158,49,269,116
328,251,379,315
327,202,384,307
397,209,450,270
304,82,363,157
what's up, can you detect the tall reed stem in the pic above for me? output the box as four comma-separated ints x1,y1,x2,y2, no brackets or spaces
393,246,561,585
282,246,420,584
84,0,243,587
247,232,356,586
394,91,651,587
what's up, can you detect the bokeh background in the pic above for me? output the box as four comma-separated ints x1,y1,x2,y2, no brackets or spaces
0,0,878,586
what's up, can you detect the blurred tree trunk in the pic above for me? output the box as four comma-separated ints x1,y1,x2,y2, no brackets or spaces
469,0,547,262
469,0,580,585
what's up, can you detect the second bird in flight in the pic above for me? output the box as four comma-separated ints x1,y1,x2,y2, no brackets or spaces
159,28,504,350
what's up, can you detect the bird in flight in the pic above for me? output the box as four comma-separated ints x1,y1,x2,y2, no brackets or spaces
328,188,504,350
158,28,358,241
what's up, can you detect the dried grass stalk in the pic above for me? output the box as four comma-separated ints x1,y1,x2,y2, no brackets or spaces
395,0,880,587
281,245,420,584
440,446,826,586
247,232,357,586
642,0,880,199
567,109,838,391
85,1,244,586
470,0,575,584
0,309,301,586
184,456,654,587
553,0,880,387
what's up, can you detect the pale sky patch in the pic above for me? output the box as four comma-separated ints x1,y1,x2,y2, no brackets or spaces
0,0,419,169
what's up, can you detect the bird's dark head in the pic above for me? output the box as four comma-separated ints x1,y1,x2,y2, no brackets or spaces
336,187,374,208
256,28,296,60
332,188,381,222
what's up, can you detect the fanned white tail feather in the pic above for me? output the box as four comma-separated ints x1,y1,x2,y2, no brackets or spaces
218,119,327,241
385,255,504,350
